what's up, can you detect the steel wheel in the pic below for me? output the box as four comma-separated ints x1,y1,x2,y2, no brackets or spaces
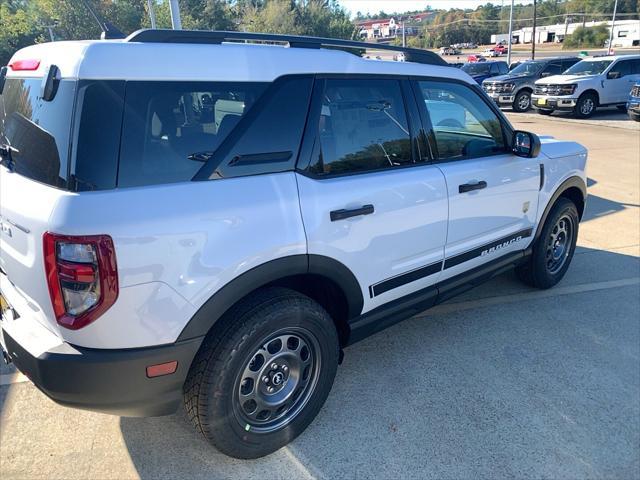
545,214,574,275
233,328,321,433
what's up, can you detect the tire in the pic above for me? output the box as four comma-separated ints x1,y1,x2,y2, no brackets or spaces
183,287,339,459
537,108,553,115
631,113,640,122
574,92,597,118
516,197,579,289
512,90,532,112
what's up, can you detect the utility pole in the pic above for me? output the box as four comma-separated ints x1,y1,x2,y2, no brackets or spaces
507,0,514,65
608,0,619,55
402,19,406,47
531,0,537,60
169,0,182,30
147,0,157,29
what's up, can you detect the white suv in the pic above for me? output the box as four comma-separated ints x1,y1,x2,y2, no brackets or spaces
0,30,588,459
532,54,640,118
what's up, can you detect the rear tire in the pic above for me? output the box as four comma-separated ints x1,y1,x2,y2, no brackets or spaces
516,197,579,289
537,108,553,115
183,287,339,459
574,92,597,119
512,90,531,112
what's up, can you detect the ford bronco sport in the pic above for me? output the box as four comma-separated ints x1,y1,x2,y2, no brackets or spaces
0,30,588,459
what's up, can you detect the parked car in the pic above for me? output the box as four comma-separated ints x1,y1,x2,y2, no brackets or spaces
493,44,508,55
440,46,461,56
1,30,588,460
467,54,487,63
482,48,500,58
462,60,509,84
483,56,581,112
532,54,640,118
628,81,640,121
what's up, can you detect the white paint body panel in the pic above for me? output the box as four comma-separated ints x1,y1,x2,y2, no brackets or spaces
296,167,448,313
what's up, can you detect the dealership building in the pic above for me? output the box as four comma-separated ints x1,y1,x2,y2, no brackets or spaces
491,19,640,47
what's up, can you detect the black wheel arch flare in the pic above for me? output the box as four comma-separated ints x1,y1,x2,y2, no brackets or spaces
177,254,364,341
535,175,587,243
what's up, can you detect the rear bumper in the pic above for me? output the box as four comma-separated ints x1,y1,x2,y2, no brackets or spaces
1,326,203,417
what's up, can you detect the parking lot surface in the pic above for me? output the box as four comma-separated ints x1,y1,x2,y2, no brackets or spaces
1,112,639,479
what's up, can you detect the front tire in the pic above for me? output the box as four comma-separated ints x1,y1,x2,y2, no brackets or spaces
512,90,532,112
574,92,597,118
516,197,579,289
183,287,339,459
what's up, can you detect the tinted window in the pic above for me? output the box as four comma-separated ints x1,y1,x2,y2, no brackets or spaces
498,63,509,75
542,62,563,76
612,60,632,77
418,81,506,161
308,78,412,176
510,61,544,75
561,58,580,71
0,78,75,188
202,76,313,180
118,81,267,187
73,81,125,191
490,63,500,75
462,63,490,75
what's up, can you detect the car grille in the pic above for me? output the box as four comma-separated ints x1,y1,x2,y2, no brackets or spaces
535,84,567,96
632,85,640,97
483,83,512,94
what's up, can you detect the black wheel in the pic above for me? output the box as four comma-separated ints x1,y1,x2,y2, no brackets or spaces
183,287,339,459
574,92,597,118
512,90,531,112
537,108,553,115
516,197,579,289
631,113,640,122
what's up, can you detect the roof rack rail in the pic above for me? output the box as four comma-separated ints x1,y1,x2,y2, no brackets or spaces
125,29,448,67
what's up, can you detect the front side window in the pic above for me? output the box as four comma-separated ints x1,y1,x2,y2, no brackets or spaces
417,81,506,161
118,81,267,187
510,61,544,76
611,60,632,77
308,78,413,176
542,62,563,76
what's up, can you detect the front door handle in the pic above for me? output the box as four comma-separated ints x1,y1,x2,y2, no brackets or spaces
459,181,487,193
330,204,374,222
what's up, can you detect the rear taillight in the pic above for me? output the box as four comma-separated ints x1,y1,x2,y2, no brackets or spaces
8,59,40,71
43,233,118,330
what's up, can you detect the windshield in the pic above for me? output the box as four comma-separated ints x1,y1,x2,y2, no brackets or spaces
0,78,75,188
462,63,489,75
510,61,544,75
564,60,613,76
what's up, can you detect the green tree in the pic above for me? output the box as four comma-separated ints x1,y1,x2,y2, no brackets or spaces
563,23,611,47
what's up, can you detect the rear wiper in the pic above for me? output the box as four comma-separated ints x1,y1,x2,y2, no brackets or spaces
0,143,19,171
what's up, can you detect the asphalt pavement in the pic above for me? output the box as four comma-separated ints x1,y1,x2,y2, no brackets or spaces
1,112,639,479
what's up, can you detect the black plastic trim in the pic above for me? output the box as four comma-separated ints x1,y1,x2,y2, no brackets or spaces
177,254,364,341
535,176,587,242
2,330,203,417
126,29,448,66
443,228,533,269
348,250,528,345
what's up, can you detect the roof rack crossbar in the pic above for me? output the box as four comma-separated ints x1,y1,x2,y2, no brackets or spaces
125,29,448,67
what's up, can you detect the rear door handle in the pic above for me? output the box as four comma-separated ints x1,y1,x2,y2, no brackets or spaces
459,181,487,193
330,204,374,222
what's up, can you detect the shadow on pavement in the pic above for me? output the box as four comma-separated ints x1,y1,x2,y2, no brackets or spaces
119,246,640,480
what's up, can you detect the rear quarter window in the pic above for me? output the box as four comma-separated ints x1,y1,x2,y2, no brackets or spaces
0,78,75,188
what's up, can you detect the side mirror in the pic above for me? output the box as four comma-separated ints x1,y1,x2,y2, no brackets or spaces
607,71,621,80
512,131,541,158
541,71,552,77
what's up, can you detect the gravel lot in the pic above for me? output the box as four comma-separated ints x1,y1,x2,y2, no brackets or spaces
1,111,639,480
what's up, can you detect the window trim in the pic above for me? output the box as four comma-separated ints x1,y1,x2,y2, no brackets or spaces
410,76,513,165
295,74,426,180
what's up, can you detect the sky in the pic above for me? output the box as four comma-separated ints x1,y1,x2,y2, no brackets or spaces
340,0,535,17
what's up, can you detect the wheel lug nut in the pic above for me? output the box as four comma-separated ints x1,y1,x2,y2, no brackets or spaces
262,375,269,383
271,363,278,370
282,365,288,372
267,386,274,393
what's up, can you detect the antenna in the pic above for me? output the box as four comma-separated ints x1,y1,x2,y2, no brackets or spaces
79,0,125,39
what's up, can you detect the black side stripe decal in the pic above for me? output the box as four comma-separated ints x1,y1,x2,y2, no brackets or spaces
443,228,533,270
369,228,533,298
370,261,443,298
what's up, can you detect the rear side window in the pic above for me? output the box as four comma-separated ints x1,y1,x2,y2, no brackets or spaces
308,78,413,176
117,81,267,187
0,78,75,188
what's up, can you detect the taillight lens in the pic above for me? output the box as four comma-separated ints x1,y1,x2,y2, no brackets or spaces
8,59,40,71
43,233,118,330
